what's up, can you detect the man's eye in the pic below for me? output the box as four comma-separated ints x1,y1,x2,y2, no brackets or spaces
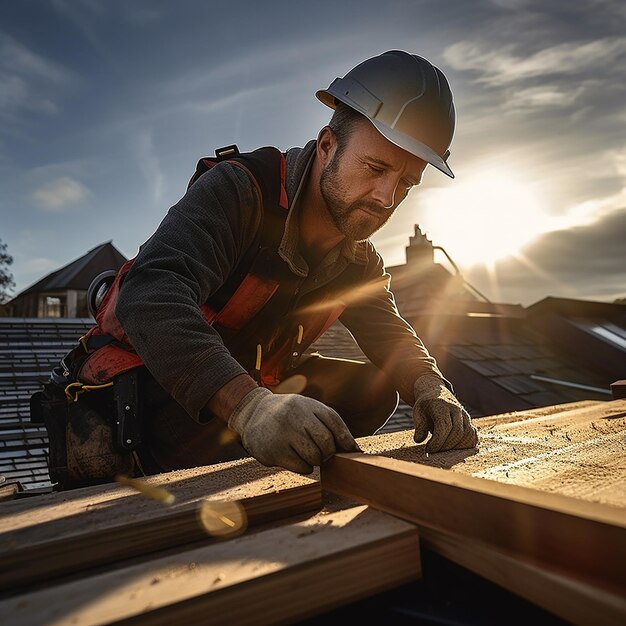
367,164,384,174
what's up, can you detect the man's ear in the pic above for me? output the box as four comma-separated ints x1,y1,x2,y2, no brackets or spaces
316,126,337,166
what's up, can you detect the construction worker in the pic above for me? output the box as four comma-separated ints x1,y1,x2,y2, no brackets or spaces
33,50,478,489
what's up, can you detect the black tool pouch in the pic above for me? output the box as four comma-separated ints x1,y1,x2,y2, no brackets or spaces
113,369,142,452
30,370,71,488
65,394,135,489
31,367,141,490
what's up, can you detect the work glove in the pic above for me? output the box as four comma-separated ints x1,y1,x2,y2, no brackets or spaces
228,387,361,474
412,374,478,454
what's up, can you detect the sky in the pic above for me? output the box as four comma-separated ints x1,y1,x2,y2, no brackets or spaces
1,0,625,307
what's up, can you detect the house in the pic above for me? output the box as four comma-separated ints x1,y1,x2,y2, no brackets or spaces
7,242,127,318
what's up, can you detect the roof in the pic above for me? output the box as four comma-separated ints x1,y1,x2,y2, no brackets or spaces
311,297,617,422
527,297,626,382
0,317,94,491
412,311,613,417
13,241,127,297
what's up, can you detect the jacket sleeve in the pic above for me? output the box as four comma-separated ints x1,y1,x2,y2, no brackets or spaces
338,243,447,406
116,162,262,420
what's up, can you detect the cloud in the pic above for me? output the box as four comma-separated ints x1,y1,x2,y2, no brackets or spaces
0,33,73,120
555,144,626,223
31,177,91,212
507,84,585,109
0,33,72,84
162,36,360,99
464,208,626,305
444,37,626,86
186,85,277,115
0,75,58,115
130,130,164,204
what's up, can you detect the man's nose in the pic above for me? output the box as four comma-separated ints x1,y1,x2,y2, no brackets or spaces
372,178,399,210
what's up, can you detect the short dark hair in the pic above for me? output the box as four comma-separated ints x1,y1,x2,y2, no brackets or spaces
328,102,366,157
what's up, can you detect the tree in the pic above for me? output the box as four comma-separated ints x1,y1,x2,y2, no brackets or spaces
0,238,15,305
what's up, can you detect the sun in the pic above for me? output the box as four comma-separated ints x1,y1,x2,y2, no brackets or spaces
413,165,556,268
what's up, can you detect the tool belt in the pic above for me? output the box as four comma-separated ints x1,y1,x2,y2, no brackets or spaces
30,351,143,490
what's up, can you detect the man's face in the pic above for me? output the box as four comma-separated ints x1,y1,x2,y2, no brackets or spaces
319,119,428,241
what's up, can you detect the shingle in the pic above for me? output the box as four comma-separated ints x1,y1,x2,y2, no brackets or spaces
447,345,486,360
469,345,503,360
0,317,93,491
462,360,502,377
494,375,545,395
506,359,537,375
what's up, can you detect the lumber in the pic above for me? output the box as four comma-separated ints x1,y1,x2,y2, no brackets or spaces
0,505,421,626
321,452,626,595
357,398,626,508
0,481,20,502
0,460,321,590
420,528,626,626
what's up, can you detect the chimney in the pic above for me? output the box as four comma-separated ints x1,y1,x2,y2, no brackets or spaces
406,224,435,268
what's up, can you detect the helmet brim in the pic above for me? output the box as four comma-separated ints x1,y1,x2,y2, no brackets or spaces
316,88,454,179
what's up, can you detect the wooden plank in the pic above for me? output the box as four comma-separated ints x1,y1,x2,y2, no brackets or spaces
0,457,316,528
612,380,626,399
0,461,321,590
357,398,626,509
0,481,20,502
0,484,321,591
321,452,626,595
421,528,626,626
472,399,604,428
0,505,421,626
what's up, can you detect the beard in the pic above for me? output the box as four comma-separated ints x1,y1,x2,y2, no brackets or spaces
319,152,393,242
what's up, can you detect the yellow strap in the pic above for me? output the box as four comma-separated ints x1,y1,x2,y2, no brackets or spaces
65,381,114,402
297,324,304,345
79,334,89,352
255,344,262,371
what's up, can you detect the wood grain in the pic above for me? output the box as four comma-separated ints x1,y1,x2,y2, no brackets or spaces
0,461,321,590
0,505,421,626
421,528,626,626
357,398,626,508
321,452,626,595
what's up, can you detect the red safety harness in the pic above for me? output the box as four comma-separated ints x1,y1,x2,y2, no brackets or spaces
70,145,359,392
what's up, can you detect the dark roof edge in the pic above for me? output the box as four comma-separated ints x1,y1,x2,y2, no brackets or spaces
528,297,626,319
11,241,125,298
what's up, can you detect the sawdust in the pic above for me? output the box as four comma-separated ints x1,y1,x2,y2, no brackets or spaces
354,399,626,508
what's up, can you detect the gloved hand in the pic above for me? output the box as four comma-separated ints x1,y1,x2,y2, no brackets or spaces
412,374,478,454
228,387,361,474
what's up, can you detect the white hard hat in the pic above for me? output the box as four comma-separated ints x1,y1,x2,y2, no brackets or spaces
316,50,456,178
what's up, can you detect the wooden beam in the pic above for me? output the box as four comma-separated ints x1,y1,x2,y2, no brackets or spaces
321,453,626,595
0,505,421,626
0,466,321,590
421,528,626,626
611,380,626,399
0,481,20,502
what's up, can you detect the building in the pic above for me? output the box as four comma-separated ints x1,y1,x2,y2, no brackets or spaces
7,242,127,318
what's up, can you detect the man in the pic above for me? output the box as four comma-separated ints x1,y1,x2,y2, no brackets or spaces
35,50,478,488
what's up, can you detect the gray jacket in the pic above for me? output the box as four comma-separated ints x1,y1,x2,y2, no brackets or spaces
116,141,444,420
